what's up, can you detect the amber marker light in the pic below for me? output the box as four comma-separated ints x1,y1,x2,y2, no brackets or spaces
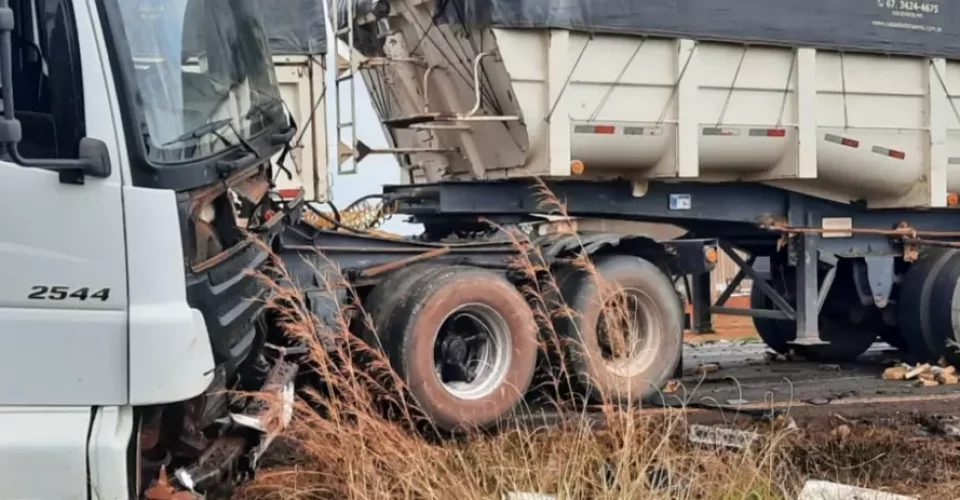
570,160,585,176
705,246,719,264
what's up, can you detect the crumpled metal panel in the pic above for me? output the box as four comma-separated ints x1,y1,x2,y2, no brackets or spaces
537,232,659,261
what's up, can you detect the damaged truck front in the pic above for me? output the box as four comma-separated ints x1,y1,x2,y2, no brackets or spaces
0,0,324,497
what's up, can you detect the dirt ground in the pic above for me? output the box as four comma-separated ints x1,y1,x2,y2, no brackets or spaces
683,294,760,344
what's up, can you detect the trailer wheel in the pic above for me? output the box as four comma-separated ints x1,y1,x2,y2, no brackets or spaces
927,250,960,364
379,266,539,431
749,282,875,361
553,255,683,405
898,248,955,362
878,322,908,352
749,284,792,355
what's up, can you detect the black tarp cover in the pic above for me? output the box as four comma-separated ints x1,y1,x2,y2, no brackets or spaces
264,0,327,55
414,0,960,60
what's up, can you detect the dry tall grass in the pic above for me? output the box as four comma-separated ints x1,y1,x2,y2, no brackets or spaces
236,184,946,500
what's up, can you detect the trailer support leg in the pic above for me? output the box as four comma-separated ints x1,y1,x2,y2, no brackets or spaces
791,232,828,346
691,272,715,334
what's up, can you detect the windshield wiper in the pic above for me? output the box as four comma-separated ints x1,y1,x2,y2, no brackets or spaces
243,95,285,124
225,121,259,157
161,117,235,147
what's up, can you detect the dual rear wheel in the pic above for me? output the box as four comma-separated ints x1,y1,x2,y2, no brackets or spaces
361,264,539,431
751,249,960,364
898,248,960,365
749,283,877,362
749,255,879,361
360,255,684,431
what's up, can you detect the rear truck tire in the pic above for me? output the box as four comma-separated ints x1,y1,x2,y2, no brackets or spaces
375,266,539,431
749,282,875,362
359,263,445,350
928,250,960,365
552,254,683,406
898,247,955,363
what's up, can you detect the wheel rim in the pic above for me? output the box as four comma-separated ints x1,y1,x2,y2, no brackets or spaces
432,303,513,400
595,287,663,377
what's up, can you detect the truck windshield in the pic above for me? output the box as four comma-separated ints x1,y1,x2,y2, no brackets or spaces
114,0,283,163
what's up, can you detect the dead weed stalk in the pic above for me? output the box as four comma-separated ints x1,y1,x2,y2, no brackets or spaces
235,183,913,500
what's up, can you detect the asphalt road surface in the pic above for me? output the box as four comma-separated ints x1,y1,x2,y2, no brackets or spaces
515,341,960,429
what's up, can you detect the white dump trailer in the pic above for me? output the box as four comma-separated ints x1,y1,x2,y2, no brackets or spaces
261,4,329,202
272,54,328,201
334,0,960,210
321,0,960,384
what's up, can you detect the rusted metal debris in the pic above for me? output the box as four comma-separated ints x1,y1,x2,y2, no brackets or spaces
143,467,201,500
230,171,271,206
359,246,451,278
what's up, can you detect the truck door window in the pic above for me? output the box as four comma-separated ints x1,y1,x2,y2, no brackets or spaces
9,0,84,159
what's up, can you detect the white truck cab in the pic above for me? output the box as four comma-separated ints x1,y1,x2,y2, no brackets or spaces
0,0,324,497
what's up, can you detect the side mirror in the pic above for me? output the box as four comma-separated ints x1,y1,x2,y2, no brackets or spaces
0,5,111,184
76,137,113,178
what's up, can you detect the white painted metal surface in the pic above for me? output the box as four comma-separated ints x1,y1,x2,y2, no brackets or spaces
88,407,136,500
272,55,329,202
125,186,215,405
0,408,92,500
0,0,129,406
348,0,960,208
797,480,916,500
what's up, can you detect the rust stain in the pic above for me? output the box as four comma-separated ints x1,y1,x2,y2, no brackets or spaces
231,174,271,205
144,466,201,500
359,246,451,278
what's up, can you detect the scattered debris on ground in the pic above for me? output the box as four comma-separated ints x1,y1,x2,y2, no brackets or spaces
766,351,789,362
797,480,917,500
694,363,720,375
504,493,557,500
688,424,759,450
663,379,681,393
883,362,959,386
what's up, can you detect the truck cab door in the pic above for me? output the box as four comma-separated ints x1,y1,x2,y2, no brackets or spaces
0,0,128,407
0,0,130,498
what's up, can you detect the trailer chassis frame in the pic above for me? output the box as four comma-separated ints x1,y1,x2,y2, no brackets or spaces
382,178,960,346
276,210,717,336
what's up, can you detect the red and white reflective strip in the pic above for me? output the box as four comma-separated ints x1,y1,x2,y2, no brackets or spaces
573,124,617,135
277,188,304,198
573,124,667,136
748,128,787,137
824,133,860,148
575,124,787,137
871,145,906,160
701,127,741,136
623,126,664,136
701,127,786,137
